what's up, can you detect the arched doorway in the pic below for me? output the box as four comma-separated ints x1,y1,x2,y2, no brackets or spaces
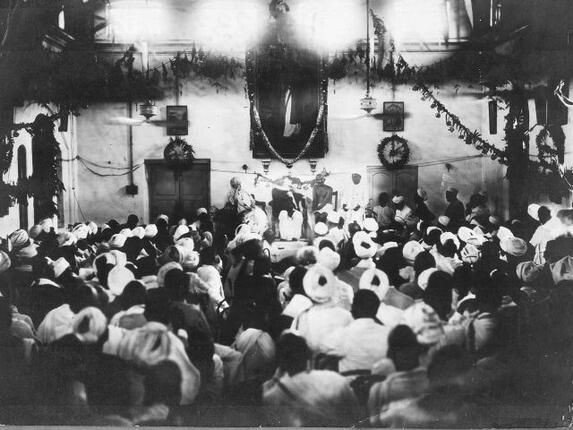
17,145,28,230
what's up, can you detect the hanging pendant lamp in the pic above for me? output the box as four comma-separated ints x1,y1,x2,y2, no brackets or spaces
360,0,377,114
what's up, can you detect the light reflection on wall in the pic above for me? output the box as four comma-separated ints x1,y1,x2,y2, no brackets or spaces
104,0,470,61
108,0,170,42
385,0,450,46
192,0,267,56
292,0,366,53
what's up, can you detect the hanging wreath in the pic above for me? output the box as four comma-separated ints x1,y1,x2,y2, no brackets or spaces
536,125,564,168
378,135,410,170
164,137,195,175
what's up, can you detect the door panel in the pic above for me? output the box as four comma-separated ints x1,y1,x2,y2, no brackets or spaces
395,167,419,207
153,169,179,196
179,167,210,218
147,160,210,223
367,165,419,207
148,164,180,222
370,170,393,203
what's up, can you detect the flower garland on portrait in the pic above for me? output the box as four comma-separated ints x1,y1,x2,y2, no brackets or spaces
245,47,329,167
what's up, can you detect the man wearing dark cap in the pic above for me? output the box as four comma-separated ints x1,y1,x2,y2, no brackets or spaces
312,173,334,223
444,187,465,232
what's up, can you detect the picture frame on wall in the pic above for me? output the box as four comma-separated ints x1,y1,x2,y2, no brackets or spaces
166,105,189,136
383,101,405,132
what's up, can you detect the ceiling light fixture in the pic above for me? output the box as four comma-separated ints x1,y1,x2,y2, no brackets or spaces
138,100,158,120
360,0,377,114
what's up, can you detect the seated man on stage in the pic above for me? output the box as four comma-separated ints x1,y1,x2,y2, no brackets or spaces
312,173,334,224
227,177,255,231
272,176,304,240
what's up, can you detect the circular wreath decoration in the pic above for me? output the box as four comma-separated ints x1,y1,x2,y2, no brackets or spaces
378,135,410,170
536,126,563,168
164,137,195,174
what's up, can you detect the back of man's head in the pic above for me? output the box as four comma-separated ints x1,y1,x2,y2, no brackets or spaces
538,206,551,224
351,289,380,319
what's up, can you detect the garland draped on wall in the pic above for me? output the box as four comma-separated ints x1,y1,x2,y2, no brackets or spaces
412,83,507,163
0,114,64,217
412,82,564,175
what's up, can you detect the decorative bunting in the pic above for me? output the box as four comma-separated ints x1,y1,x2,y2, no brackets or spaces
412,83,507,164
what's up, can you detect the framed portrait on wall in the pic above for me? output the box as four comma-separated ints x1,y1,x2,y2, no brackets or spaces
383,101,405,132
166,105,189,136
246,4,328,160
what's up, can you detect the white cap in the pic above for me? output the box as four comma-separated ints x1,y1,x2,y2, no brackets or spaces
363,218,379,233
359,268,390,300
109,233,127,249
144,224,158,238
107,266,135,296
303,264,336,304
527,204,541,221
403,240,424,264
173,224,190,241
131,226,145,239
52,257,70,279
440,232,460,250
119,228,132,238
314,222,328,236
327,211,340,224
317,247,340,271
418,268,438,290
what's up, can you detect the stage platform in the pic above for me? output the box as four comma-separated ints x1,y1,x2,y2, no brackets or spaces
269,239,309,263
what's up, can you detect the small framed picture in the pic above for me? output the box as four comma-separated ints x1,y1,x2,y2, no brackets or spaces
166,105,188,136
383,101,404,132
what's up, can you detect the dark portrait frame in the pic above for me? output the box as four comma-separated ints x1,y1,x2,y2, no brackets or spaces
246,44,328,159
166,105,189,136
383,101,405,132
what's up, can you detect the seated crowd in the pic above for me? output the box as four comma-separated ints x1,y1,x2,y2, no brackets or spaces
1,188,572,427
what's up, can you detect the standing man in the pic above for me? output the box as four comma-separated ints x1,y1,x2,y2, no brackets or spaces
444,187,465,232
393,194,415,229
373,192,395,229
272,176,304,240
530,206,567,264
343,173,366,228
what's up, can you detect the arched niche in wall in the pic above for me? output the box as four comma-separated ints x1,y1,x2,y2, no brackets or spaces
246,1,328,160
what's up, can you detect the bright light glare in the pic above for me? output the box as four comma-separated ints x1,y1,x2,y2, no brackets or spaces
293,0,365,52
385,0,448,45
192,0,267,56
109,0,169,42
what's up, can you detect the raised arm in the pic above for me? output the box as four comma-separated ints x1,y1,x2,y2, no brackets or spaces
555,80,573,107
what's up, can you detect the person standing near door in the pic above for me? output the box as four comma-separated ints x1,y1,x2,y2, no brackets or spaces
342,173,366,228
444,187,465,232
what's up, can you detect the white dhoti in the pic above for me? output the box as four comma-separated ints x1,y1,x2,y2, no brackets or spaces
344,208,364,228
244,206,269,235
279,210,303,240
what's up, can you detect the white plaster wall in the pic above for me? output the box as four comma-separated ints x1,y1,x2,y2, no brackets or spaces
71,75,508,224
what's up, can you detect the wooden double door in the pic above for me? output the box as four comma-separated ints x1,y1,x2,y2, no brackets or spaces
367,165,419,207
146,159,210,222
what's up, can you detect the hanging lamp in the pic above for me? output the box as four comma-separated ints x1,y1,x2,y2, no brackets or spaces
360,0,377,114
